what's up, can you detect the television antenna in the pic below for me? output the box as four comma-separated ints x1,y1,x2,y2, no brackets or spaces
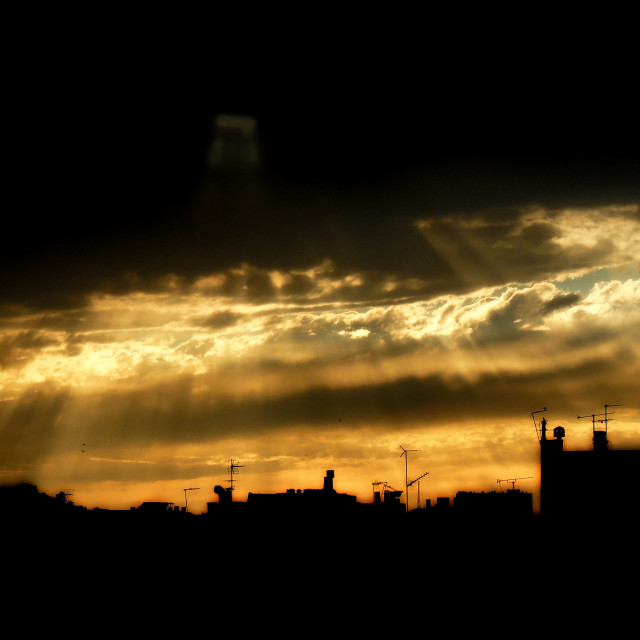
577,411,606,431
531,406,547,441
578,404,619,434
497,477,532,491
603,403,620,434
407,471,430,509
227,459,245,495
399,446,417,512
183,487,199,513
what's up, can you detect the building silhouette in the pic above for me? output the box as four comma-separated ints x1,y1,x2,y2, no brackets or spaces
206,470,363,520
453,488,533,520
539,416,640,527
245,470,356,511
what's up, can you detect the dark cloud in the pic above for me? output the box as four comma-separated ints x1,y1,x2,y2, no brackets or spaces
3,102,639,312
210,351,632,434
0,331,59,369
418,214,626,294
68,456,223,486
8,344,629,458
279,273,317,297
541,292,582,314
200,310,242,330
218,265,277,299
467,286,583,344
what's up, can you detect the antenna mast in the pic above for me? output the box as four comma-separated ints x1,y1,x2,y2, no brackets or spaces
183,487,199,513
531,406,547,441
577,411,606,433
603,403,620,435
399,446,417,512
578,403,620,448
407,471,430,509
227,459,245,497
496,477,533,490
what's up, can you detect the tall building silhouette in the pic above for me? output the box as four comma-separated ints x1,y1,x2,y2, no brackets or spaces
539,417,640,526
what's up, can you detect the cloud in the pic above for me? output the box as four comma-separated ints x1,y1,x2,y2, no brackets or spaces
199,310,243,329
2,333,636,474
0,330,59,369
549,278,640,331
4,203,616,327
4,108,638,317
540,292,582,314
1,265,637,406
416,205,639,294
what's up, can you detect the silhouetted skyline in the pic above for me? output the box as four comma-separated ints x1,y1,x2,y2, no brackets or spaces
5,413,638,525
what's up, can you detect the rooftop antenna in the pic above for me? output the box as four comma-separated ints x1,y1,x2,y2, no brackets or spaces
183,487,199,513
227,459,245,497
578,403,620,449
407,471,430,509
577,411,606,434
372,481,385,503
497,477,533,491
531,406,547,441
399,445,417,512
603,403,620,435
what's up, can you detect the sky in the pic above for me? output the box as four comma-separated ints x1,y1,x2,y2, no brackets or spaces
2,79,639,515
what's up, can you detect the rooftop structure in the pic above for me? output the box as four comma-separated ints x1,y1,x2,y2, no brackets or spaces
539,410,640,526
242,470,357,513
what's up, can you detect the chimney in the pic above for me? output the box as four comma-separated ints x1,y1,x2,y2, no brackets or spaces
593,430,608,453
324,470,335,492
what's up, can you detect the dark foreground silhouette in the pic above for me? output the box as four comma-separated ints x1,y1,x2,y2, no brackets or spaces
3,472,635,565
2,475,636,635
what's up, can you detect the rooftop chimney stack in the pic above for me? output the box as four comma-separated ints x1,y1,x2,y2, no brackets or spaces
324,470,335,492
